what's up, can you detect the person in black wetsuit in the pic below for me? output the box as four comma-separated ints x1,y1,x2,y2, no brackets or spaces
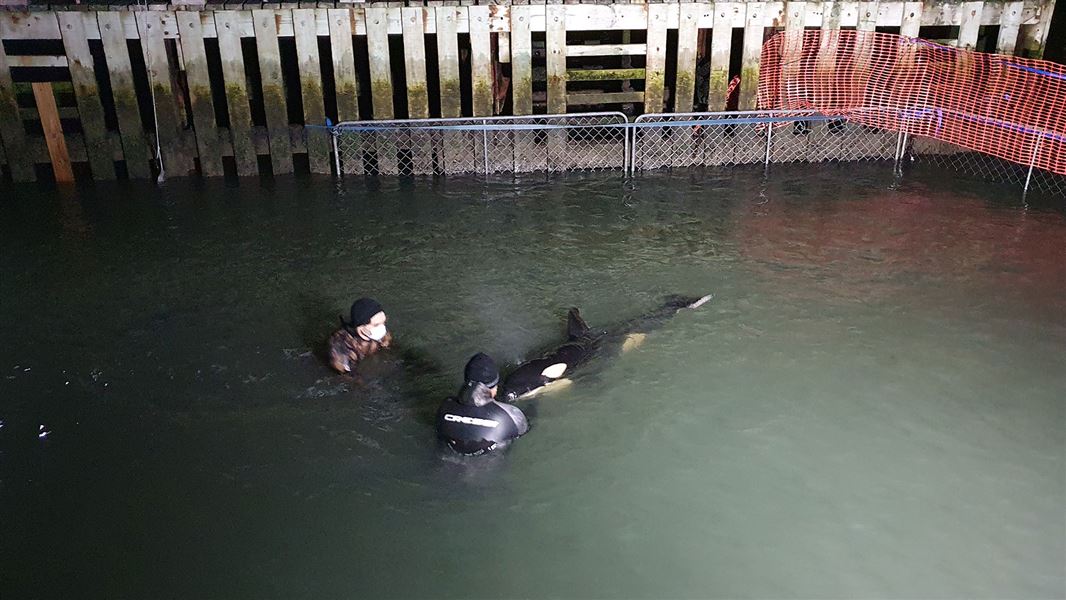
436,353,529,456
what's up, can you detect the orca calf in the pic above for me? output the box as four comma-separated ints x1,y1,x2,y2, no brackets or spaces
500,294,713,401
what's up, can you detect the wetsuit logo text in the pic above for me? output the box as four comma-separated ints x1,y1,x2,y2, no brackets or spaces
443,414,499,428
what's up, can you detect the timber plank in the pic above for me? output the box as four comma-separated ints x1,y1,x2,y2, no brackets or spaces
253,9,294,174
97,11,151,179
58,11,116,179
177,10,225,176
215,10,259,175
293,8,330,173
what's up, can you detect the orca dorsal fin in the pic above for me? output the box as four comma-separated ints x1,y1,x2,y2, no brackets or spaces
567,308,591,340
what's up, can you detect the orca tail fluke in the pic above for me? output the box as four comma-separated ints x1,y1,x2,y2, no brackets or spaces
567,307,591,339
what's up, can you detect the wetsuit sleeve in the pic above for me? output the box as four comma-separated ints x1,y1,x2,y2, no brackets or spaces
497,402,530,436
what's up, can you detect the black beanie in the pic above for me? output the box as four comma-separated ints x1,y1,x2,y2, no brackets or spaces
348,297,384,327
464,353,499,388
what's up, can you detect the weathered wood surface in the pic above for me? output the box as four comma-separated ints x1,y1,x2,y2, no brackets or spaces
643,2,668,112
996,0,1024,54
137,10,195,176
738,0,763,110
674,1,700,113
566,43,646,56
401,6,430,119
32,82,74,183
435,6,461,118
98,10,151,178
510,5,533,115
177,10,224,176
328,8,360,122
215,10,258,175
0,21,35,181
365,7,394,120
293,8,330,173
59,11,116,179
254,9,293,174
545,4,566,114
567,90,645,105
0,3,1050,40
709,1,732,112
468,5,493,117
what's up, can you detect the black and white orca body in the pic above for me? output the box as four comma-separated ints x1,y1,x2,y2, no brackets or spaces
500,294,712,401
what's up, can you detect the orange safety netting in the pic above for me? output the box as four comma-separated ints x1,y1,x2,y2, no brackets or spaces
757,30,1066,175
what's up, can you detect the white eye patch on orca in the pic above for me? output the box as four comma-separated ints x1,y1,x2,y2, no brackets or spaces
540,363,568,379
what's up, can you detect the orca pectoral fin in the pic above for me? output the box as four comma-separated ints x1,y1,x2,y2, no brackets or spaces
541,378,573,394
621,333,647,353
540,362,568,379
687,294,713,309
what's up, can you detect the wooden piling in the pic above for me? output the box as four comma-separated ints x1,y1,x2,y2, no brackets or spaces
400,7,432,173
364,7,398,174
900,1,923,36
365,7,395,120
401,7,430,119
0,24,35,182
215,10,259,176
739,1,763,110
253,9,293,175
293,8,330,174
468,6,493,117
58,11,116,180
545,4,566,114
857,0,879,31
97,11,151,179
1021,0,1055,58
436,6,462,118
814,1,841,90
957,1,984,50
644,2,668,112
177,11,224,176
510,5,533,116
137,10,194,176
674,2,701,113
708,1,732,112
328,8,360,122
32,82,74,183
995,1,1023,54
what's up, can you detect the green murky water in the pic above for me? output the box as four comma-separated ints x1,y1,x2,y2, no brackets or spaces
2,165,1064,598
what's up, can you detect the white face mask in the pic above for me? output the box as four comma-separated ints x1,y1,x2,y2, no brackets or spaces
366,324,387,342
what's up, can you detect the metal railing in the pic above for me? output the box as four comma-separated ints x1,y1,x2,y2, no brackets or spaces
330,111,1064,198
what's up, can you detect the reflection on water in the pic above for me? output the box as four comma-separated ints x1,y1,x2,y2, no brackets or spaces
1,165,1063,598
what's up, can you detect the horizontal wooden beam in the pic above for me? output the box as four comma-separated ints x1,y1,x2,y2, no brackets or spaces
7,55,68,68
566,43,647,57
0,3,1046,41
567,67,645,81
566,91,645,105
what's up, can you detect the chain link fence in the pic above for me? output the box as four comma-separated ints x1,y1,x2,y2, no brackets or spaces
630,110,902,172
907,137,1066,198
331,113,629,176
331,111,1063,198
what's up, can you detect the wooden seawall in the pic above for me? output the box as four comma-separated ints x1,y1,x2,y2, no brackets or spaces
0,1,1057,182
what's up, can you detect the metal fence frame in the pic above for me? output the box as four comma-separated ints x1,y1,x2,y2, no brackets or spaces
331,112,631,176
629,109,907,174
331,111,1064,198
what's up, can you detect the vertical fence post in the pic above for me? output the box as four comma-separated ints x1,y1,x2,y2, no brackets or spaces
894,129,904,172
625,121,632,176
333,128,342,176
482,120,490,176
1023,137,1041,194
764,123,773,166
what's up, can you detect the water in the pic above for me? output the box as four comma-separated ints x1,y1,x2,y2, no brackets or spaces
1,165,1064,598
